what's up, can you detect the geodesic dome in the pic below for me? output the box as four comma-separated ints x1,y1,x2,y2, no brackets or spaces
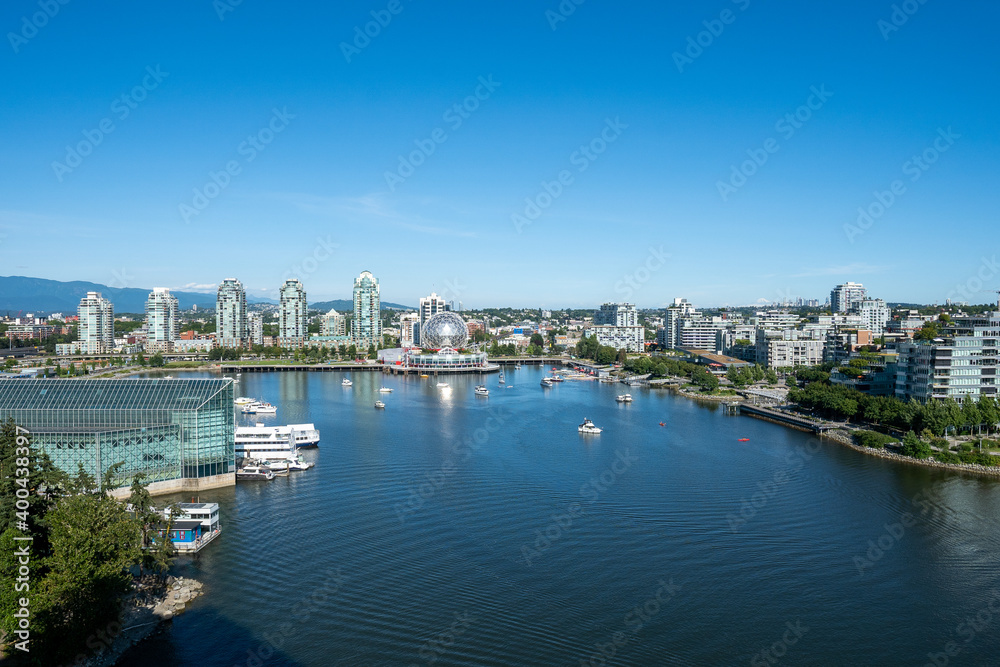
421,312,469,349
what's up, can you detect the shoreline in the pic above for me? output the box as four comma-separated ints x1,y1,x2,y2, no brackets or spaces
658,381,1000,480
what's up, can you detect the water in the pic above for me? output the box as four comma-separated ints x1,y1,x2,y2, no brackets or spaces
121,367,1000,666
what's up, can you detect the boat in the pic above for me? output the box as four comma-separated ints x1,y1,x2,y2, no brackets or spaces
236,466,274,481
499,371,505,385
616,394,633,403
474,385,489,397
550,375,564,382
342,378,353,387
234,396,255,406
375,400,386,409
437,382,450,388
378,387,393,393
235,423,320,453
155,502,222,553
420,374,429,378
659,422,666,427
288,457,315,471
578,418,602,434
242,401,277,414
262,460,290,475
540,377,554,387
738,438,750,442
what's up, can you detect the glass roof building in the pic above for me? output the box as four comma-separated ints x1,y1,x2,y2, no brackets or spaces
0,378,235,496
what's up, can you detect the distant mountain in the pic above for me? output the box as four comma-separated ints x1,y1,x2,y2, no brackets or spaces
0,276,273,315
310,300,413,312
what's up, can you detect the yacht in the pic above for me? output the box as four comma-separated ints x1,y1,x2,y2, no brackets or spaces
540,377,554,387
578,418,602,435
342,378,353,387
234,396,255,406
288,458,315,471
262,460,289,475
378,387,393,393
236,466,275,481
499,371,505,384
242,401,277,414
375,400,386,409
550,375,564,382
235,423,320,451
436,382,450,389
616,394,633,403
474,385,489,397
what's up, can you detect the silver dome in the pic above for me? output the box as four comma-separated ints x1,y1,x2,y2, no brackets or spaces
421,312,469,349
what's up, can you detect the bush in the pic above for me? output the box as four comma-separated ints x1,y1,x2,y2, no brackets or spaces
853,430,896,449
901,431,932,459
934,451,962,464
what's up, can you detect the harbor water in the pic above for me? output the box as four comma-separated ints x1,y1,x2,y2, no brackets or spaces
120,367,1000,666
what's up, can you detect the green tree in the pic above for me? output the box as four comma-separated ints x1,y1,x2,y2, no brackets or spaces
596,345,618,365
901,431,932,459
691,369,719,392
367,344,377,359
149,352,165,367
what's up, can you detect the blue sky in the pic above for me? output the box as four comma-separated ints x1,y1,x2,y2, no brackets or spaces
1,1,997,309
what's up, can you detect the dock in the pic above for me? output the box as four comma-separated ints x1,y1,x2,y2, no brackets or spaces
736,404,836,433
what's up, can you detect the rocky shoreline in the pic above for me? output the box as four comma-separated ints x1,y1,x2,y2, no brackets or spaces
66,575,203,667
820,427,1000,478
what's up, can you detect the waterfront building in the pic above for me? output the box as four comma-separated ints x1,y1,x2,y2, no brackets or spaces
6,323,55,341
664,298,698,349
399,312,420,347
418,292,448,346
278,279,308,348
584,324,644,352
755,329,826,369
0,378,236,496
217,278,247,348
895,311,1000,402
830,353,898,396
145,288,179,353
77,291,114,354
677,317,730,353
352,270,381,348
830,282,867,313
247,312,264,346
595,303,638,327
402,348,490,371
320,309,347,337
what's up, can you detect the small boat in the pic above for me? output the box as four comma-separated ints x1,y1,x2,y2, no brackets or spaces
737,438,750,442
375,400,386,409
437,382,450,389
163,375,173,379
578,418,602,434
659,422,666,427
420,374,429,378
242,401,277,414
616,394,633,403
474,385,489,397
540,377,554,387
236,466,275,481
550,376,564,382
234,396,255,405
342,378,353,387
552,367,558,371
378,387,393,393
288,458,314,471
262,460,289,475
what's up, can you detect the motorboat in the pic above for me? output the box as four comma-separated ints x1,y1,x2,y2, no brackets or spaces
540,377,554,387
242,401,277,414
378,387,393,393
288,457,315,471
659,422,666,427
236,466,274,481
234,396,255,405
263,461,289,476
499,371,505,385
550,375,564,382
342,378,353,387
616,394,633,403
375,400,386,409
578,418,602,435
437,382,450,389
474,385,489,397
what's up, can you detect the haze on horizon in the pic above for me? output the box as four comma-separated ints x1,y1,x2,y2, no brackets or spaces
1,1,997,309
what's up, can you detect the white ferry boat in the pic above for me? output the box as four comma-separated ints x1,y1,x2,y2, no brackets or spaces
578,418,602,434
235,424,321,469
242,401,277,414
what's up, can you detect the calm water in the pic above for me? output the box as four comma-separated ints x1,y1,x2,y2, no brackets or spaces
120,367,1000,666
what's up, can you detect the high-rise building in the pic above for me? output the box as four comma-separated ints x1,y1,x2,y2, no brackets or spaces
320,309,346,337
216,279,247,348
586,303,643,352
399,312,421,347
830,282,867,313
145,288,179,353
352,270,381,348
78,291,114,354
247,312,264,346
278,279,308,348
595,303,638,327
418,292,447,346
664,298,698,350
854,298,889,334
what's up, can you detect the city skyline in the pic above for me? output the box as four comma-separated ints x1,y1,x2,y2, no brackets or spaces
1,3,997,308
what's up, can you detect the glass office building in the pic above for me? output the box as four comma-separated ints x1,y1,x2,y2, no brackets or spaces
0,378,235,495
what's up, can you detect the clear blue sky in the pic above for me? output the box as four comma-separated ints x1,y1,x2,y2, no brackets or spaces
1,1,997,309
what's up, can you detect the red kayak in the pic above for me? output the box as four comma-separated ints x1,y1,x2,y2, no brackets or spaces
659,422,666,427
737,438,750,442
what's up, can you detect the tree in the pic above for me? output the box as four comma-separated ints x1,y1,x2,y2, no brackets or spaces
149,352,165,367
691,369,719,392
3,357,15,370
901,431,932,459
367,344,377,359
530,333,544,348
596,345,618,365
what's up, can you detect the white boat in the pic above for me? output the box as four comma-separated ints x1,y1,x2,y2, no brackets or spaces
262,460,289,476
474,385,489,397
578,418,602,434
342,378,353,387
234,396,255,405
540,377,554,387
375,400,386,409
437,382,450,389
241,401,277,414
499,371,505,385
378,387,393,393
288,459,314,471
616,394,633,403
236,466,274,481
235,423,320,452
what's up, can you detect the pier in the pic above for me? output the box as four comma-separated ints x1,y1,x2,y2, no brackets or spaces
736,404,836,433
